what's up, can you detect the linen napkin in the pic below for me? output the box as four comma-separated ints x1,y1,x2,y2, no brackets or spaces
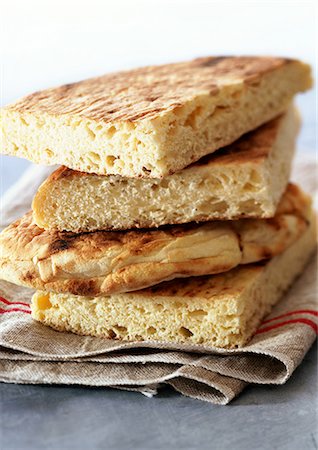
0,157,317,405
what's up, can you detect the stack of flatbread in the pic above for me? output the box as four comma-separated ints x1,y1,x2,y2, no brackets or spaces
0,56,316,349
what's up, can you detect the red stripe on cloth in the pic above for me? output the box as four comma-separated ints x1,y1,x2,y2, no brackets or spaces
0,296,30,308
262,309,318,325
0,307,31,315
256,318,318,335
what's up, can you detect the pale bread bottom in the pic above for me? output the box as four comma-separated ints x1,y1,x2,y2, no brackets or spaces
31,214,316,348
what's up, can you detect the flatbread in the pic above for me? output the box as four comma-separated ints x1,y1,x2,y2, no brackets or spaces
1,56,311,177
31,210,317,348
0,184,311,295
33,107,299,231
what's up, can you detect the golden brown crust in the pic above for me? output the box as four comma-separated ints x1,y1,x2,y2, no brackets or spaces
0,184,311,296
2,57,311,179
5,57,300,123
0,213,241,295
31,213,317,348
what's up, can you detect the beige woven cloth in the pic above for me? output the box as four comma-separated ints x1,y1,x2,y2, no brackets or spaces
0,157,317,405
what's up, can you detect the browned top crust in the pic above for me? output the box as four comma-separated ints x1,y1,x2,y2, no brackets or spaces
49,111,287,182
4,56,301,123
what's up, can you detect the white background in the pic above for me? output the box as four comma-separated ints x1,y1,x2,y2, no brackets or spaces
1,0,317,194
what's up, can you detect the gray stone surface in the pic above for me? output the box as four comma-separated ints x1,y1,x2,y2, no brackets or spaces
0,343,316,450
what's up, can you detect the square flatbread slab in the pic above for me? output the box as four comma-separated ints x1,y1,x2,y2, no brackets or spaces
31,209,316,348
1,56,311,178
0,184,311,296
33,106,299,232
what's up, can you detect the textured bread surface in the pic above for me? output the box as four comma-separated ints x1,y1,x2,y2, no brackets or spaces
33,107,299,231
1,56,311,177
0,184,311,296
31,211,317,348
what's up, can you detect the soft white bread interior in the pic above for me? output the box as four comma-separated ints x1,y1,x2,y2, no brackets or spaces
33,106,299,232
1,57,311,178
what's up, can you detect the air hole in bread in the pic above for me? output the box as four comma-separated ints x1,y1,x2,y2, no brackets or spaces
179,327,193,338
114,325,127,333
160,179,169,189
20,117,29,126
44,148,54,158
154,303,164,311
243,181,257,192
239,199,262,214
185,106,203,129
106,126,117,138
189,309,208,319
72,120,82,128
37,294,52,310
214,104,229,112
86,125,96,140
108,329,117,338
197,198,220,213
106,155,116,167
88,151,101,162
147,326,157,335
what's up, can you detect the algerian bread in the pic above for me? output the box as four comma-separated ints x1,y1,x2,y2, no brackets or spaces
1,56,312,178
0,184,311,295
33,106,299,231
31,210,317,348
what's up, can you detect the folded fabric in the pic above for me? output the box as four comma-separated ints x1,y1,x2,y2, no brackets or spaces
0,254,316,405
0,158,317,404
